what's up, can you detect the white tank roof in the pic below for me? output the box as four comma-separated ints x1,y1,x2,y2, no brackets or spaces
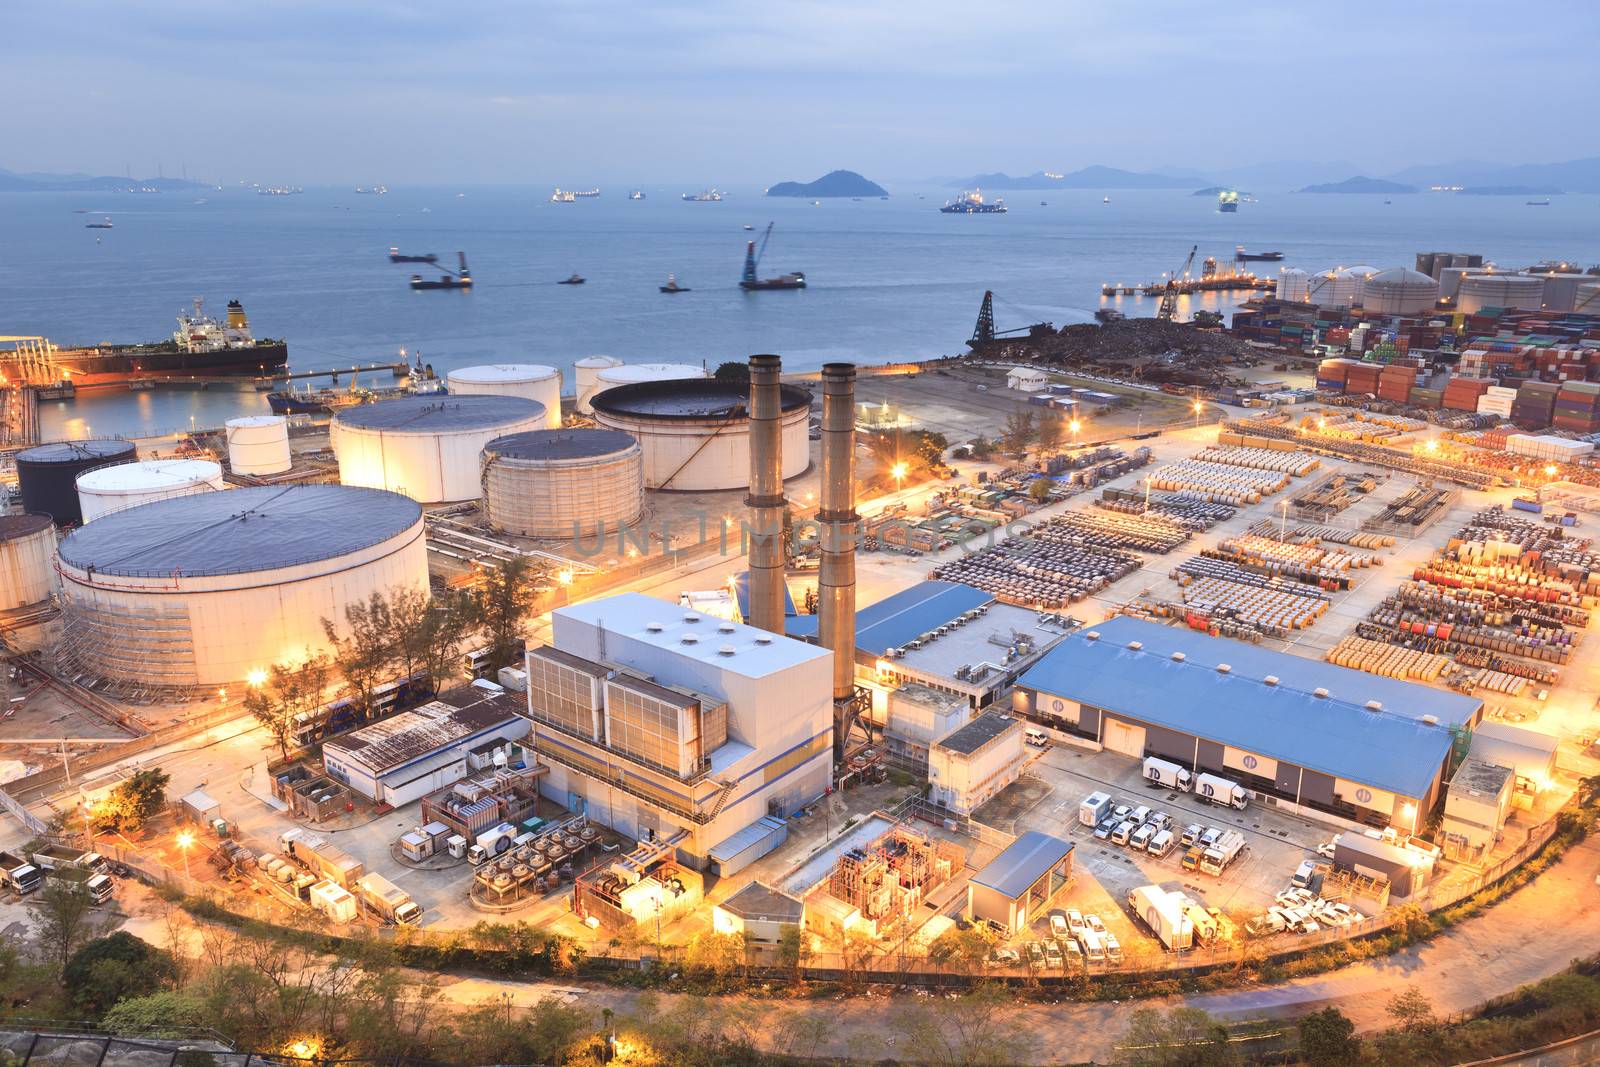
446,363,560,385
76,459,222,494
595,362,707,384
226,415,284,430
1366,267,1436,287
575,354,624,369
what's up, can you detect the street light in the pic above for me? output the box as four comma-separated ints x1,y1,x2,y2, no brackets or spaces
246,668,267,688
176,830,195,880
1069,418,1081,445
891,462,908,492
1192,399,1204,429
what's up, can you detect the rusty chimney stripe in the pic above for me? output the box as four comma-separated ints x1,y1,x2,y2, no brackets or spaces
818,362,858,704
746,353,786,635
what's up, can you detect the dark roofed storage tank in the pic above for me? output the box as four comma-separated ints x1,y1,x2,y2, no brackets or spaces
17,439,138,525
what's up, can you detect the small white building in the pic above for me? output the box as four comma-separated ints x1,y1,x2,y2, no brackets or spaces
927,710,1026,816
1006,367,1049,393
1441,758,1514,862
712,881,805,945
322,686,529,808
1468,722,1558,809
883,684,970,771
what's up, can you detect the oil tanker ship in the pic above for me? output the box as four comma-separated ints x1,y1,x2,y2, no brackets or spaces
47,298,288,388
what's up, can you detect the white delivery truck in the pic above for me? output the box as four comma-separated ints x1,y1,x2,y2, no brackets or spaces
1195,772,1249,810
1078,792,1113,828
467,822,518,866
1127,885,1193,952
308,880,359,923
1199,830,1248,876
1142,756,1192,792
354,873,423,925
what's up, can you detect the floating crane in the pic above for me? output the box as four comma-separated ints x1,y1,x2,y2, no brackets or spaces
1157,245,1198,322
410,252,473,290
740,223,806,290
966,291,1052,349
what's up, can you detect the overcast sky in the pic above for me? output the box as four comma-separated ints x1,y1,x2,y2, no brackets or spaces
5,1,1594,185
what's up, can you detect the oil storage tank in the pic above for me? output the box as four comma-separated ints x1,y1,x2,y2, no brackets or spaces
226,415,292,475
76,459,225,523
573,355,624,414
591,379,812,491
55,485,427,688
589,362,707,412
1361,268,1439,315
331,395,545,503
1458,273,1545,315
0,515,58,611
1276,267,1310,303
481,429,643,538
16,439,139,525
1575,282,1600,316
446,364,563,428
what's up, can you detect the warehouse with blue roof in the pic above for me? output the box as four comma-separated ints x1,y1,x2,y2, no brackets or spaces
1014,616,1482,835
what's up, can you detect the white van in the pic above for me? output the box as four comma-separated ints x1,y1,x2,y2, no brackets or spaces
1024,728,1049,748
1077,930,1106,963
1147,829,1176,858
1130,824,1156,851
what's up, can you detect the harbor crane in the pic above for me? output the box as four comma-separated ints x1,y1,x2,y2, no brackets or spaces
1157,245,1198,322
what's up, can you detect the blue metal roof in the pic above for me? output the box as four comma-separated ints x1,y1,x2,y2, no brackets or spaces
733,571,799,619
785,580,993,652
971,831,1074,899
1017,616,1461,798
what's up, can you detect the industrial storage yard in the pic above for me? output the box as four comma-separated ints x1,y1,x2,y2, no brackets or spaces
2,288,1600,1055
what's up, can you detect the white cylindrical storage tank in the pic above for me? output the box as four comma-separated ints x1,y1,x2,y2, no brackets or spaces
591,379,812,491
331,395,546,503
1308,267,1364,308
481,429,644,538
1276,267,1310,303
573,355,624,415
446,364,563,428
1439,266,1488,302
0,515,58,610
1575,282,1600,316
1536,273,1590,313
1361,268,1439,315
76,459,224,523
55,485,428,688
1458,273,1545,315
226,415,292,476
590,362,708,413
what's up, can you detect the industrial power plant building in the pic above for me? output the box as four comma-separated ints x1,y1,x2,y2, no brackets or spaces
523,592,834,873
322,684,529,808
1015,616,1483,835
54,485,429,690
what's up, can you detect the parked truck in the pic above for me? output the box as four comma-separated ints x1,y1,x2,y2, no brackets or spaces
308,880,358,923
48,866,115,904
30,843,109,876
1198,830,1247,876
1195,772,1249,810
466,822,518,866
1127,885,1193,952
354,873,423,926
1142,757,1192,792
1078,791,1113,828
0,850,43,895
280,829,365,889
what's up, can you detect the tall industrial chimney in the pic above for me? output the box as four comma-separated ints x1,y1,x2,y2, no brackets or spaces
818,362,860,756
746,354,786,635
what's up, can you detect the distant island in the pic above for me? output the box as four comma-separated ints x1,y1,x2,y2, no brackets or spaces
0,168,206,192
766,170,888,198
1193,186,1254,198
1460,185,1562,196
957,165,1206,190
1297,176,1417,194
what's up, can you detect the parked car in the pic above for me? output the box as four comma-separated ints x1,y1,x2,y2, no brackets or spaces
1067,909,1086,935
1181,823,1204,847
986,947,1021,966
1049,912,1069,940
1093,818,1116,840
1111,820,1137,846
1130,805,1152,826
1085,913,1107,935
1061,937,1084,968
1111,803,1132,822
1199,827,1223,849
1043,939,1063,967
1149,811,1173,832
1130,824,1156,851
1181,846,1205,871
1103,932,1123,963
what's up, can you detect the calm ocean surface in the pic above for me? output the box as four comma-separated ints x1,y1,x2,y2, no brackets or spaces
1,183,1594,439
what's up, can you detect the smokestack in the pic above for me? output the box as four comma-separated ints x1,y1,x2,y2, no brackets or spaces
818,363,860,756
746,354,786,635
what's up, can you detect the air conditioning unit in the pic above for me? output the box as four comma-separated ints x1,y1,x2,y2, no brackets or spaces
1216,663,1232,674
1170,652,1186,662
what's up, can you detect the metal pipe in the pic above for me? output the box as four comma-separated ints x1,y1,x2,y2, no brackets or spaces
818,362,858,704
745,354,786,634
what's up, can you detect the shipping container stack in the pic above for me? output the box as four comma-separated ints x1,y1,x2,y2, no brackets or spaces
1552,381,1600,435
1476,385,1517,419
1511,381,1560,430
1378,364,1416,404
1442,376,1493,412
1344,362,1382,397
1316,358,1351,393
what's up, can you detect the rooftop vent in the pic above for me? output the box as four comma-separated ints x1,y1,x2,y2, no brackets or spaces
646,622,664,633
1365,700,1384,711
683,613,702,623
1170,652,1186,662
1127,640,1143,651
718,644,737,657
1264,675,1280,686
1421,714,1439,726
1313,687,1330,699
718,622,736,633
1085,630,1100,641
1217,663,1232,673
681,634,699,645
755,634,774,645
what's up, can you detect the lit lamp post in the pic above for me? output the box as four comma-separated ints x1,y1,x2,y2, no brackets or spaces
1069,418,1081,446
891,461,908,494
1192,398,1204,430
176,830,195,881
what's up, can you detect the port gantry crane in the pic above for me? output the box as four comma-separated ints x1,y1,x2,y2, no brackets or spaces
1157,244,1198,322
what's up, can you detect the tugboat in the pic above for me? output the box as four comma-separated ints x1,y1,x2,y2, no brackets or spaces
1526,198,1552,206
410,252,473,290
85,216,114,229
939,189,1007,214
659,273,691,293
388,246,438,263
1234,246,1285,262
628,190,646,200
558,274,586,285
739,223,806,290
682,189,724,202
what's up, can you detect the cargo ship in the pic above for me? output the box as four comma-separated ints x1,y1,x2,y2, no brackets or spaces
1218,190,1239,213
388,246,438,263
683,189,724,202
42,299,287,388
940,189,1006,214
1234,246,1284,261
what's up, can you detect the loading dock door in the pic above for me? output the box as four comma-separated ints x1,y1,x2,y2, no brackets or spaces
1103,718,1146,759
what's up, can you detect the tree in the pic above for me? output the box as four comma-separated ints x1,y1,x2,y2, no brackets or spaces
467,556,539,672
99,991,209,1035
1036,409,1065,455
969,435,994,461
1027,476,1054,503
323,592,397,719
1387,985,1437,1032
682,931,746,987
62,932,175,1012
866,428,950,480
1297,1007,1360,1066
713,361,750,385
93,768,170,834
775,923,809,978
928,926,994,976
390,585,468,695
1119,1007,1237,1067
1000,409,1036,455
243,651,331,761
892,982,1022,1067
